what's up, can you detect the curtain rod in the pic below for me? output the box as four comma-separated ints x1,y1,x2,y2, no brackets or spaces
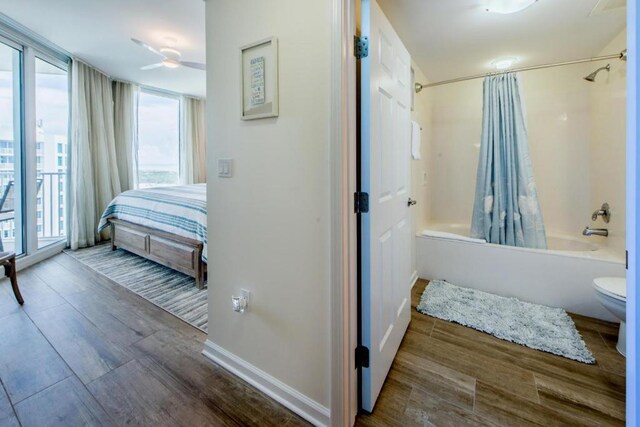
415,49,627,93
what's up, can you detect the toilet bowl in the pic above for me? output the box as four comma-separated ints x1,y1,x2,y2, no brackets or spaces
593,277,626,357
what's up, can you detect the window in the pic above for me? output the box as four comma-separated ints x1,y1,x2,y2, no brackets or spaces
137,91,180,188
0,39,23,255
35,57,69,248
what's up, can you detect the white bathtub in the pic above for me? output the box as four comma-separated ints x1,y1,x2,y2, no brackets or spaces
417,223,625,321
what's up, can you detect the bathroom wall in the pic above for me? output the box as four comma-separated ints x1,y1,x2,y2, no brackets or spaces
590,30,627,255
419,29,626,258
410,63,432,276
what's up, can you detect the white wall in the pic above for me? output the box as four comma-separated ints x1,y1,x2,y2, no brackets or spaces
205,0,332,422
410,63,432,277
419,30,627,258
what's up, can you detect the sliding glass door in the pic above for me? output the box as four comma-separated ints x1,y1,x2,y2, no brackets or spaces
0,25,70,260
35,57,68,249
0,40,23,255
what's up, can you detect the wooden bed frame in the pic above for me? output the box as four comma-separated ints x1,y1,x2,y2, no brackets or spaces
109,218,207,289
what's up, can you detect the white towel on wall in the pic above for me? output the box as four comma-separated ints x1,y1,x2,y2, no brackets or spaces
411,120,421,160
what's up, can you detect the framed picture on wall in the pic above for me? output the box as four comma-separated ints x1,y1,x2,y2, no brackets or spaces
240,37,279,120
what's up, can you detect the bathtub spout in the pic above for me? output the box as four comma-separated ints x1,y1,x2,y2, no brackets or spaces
583,226,608,237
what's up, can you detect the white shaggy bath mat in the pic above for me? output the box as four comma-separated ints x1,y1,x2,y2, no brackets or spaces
417,280,595,364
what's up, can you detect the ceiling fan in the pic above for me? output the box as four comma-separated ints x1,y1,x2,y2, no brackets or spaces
131,38,206,71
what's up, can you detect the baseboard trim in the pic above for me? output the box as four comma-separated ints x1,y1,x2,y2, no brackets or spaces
410,270,419,288
16,241,66,271
202,340,330,426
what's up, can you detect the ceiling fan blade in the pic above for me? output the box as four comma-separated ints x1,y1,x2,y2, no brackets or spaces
140,63,164,70
180,61,206,71
131,38,166,59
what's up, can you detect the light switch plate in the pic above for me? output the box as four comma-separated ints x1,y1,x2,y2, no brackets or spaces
218,159,233,178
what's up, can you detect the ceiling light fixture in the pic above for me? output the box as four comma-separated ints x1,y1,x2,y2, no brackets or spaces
491,57,519,70
162,59,181,69
485,0,539,14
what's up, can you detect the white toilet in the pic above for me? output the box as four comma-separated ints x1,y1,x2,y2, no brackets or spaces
593,277,626,357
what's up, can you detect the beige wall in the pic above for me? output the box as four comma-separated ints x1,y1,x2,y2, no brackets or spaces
205,0,331,412
418,29,626,257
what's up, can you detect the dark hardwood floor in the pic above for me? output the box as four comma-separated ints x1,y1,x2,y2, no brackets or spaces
356,280,626,426
0,252,308,427
0,254,626,426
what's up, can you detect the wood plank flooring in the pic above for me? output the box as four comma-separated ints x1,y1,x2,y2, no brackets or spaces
356,280,626,426
0,253,307,426
0,254,626,426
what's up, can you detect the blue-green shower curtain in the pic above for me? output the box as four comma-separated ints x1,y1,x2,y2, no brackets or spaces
470,73,547,249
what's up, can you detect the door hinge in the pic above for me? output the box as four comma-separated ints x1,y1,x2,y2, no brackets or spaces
355,346,370,369
354,36,369,59
354,192,369,214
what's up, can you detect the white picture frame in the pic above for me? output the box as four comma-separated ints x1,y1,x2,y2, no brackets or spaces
240,37,279,120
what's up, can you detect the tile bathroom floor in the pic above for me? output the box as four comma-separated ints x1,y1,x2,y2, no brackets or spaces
357,279,625,426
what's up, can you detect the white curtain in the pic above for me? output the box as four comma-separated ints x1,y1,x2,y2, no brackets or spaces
180,96,207,184
113,81,139,191
69,61,122,249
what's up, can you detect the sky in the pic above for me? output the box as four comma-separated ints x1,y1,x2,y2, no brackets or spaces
0,52,69,150
1,40,180,174
137,91,180,172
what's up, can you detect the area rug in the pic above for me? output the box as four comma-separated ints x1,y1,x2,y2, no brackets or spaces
65,244,208,332
417,280,595,364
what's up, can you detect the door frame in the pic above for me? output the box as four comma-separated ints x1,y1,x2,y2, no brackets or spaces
627,1,638,425
330,0,359,425
335,2,640,426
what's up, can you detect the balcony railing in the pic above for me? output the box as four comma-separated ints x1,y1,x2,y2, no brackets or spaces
0,171,66,251
39,172,66,241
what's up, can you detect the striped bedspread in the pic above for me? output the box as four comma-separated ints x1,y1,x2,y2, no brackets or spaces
98,184,208,262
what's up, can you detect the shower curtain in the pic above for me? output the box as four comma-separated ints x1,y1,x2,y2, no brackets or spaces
470,73,547,249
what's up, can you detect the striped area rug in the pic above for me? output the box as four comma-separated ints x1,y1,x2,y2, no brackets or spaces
65,244,208,332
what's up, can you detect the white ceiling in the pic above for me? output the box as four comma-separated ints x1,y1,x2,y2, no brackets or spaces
377,0,627,84
0,0,206,97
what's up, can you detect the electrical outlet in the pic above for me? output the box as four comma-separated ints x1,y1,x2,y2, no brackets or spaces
241,289,251,304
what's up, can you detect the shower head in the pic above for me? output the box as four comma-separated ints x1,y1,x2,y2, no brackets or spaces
584,64,611,82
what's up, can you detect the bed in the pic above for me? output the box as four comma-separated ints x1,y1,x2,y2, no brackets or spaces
97,184,207,289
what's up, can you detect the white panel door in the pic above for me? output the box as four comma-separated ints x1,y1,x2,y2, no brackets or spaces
360,0,412,412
